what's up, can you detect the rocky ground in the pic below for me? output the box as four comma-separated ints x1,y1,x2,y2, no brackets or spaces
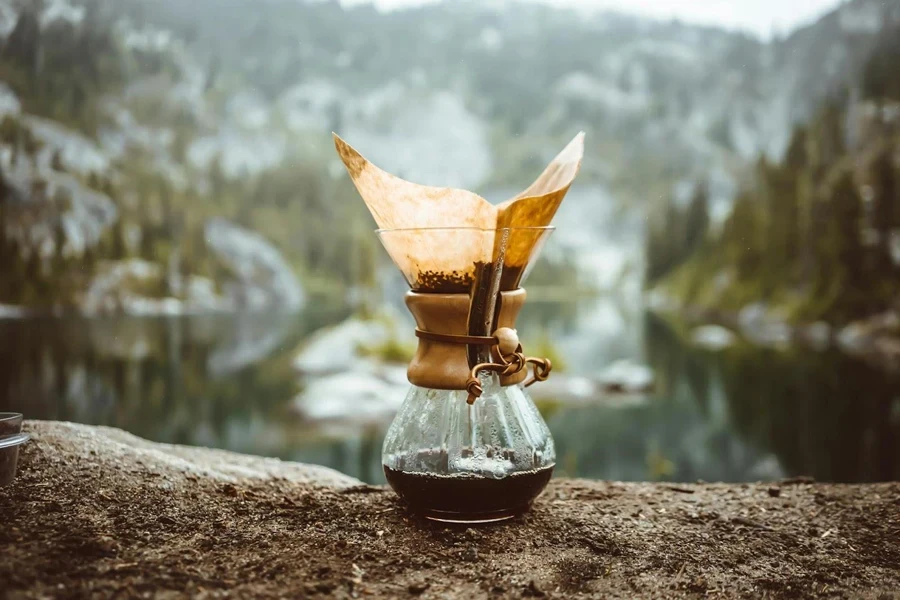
1,422,899,599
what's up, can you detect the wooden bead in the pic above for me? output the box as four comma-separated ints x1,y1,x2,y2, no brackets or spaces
494,327,520,356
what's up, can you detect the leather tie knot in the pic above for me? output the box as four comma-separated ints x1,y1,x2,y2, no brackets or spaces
412,327,553,404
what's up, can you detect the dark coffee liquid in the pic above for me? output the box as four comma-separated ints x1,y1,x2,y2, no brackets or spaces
384,461,553,522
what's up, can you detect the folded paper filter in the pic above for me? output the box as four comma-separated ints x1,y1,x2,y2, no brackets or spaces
333,132,585,294
334,132,584,394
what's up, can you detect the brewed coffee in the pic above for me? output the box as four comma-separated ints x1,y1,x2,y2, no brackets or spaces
384,448,553,522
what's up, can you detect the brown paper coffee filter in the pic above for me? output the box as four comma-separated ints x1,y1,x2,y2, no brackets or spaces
333,132,584,292
495,132,584,288
502,132,585,206
332,134,496,230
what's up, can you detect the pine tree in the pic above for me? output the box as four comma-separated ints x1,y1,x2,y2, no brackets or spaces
684,181,710,253
722,191,764,282
1,5,42,75
81,244,98,277
209,156,226,201
809,103,845,176
51,150,64,172
861,25,900,102
0,188,9,301
869,143,898,274
52,220,70,303
824,166,866,312
110,220,127,260
784,126,808,171
644,194,684,285
22,250,42,306
783,127,808,281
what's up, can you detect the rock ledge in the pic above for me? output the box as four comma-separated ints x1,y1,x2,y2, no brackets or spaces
1,422,898,598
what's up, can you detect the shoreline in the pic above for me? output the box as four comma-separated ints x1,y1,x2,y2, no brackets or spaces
649,298,900,373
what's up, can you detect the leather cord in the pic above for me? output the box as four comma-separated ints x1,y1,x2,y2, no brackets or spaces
414,329,497,345
413,328,552,404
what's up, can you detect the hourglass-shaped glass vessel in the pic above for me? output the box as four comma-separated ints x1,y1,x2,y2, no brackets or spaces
332,131,584,523
379,226,556,522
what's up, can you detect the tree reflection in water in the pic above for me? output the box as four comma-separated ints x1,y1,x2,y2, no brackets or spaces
1,304,897,483
645,313,900,483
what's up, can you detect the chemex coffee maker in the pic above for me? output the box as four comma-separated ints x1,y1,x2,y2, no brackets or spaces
334,132,584,523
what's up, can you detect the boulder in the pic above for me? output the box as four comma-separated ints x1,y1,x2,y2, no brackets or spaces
691,324,736,350
597,359,654,393
527,374,599,404
291,366,408,425
737,303,792,348
81,261,235,317
80,259,183,316
837,311,900,370
0,82,21,118
292,312,410,376
25,115,111,176
293,318,388,375
796,321,832,351
204,218,304,312
1,151,118,260
0,303,28,318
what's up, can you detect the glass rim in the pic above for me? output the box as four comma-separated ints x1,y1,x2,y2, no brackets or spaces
375,226,556,234
0,432,28,449
0,413,22,423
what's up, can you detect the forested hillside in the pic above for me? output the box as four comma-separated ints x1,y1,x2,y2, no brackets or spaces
0,0,896,314
646,25,900,325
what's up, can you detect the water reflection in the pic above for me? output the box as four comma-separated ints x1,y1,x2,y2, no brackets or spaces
645,314,900,482
0,307,348,451
1,301,898,483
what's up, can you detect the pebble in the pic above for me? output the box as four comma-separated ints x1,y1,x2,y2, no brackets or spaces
408,582,429,595
524,579,546,598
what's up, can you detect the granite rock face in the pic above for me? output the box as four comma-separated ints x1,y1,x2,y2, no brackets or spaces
204,218,305,312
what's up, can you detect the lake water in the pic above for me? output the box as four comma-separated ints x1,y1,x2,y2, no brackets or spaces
2,297,898,484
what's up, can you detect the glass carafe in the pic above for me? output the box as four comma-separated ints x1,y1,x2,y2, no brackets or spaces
377,227,556,523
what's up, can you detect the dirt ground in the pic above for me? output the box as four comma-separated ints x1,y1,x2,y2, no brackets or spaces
1,422,899,599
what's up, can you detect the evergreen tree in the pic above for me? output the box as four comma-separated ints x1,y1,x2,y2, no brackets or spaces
81,244,98,276
782,127,809,281
209,156,226,200
51,150,64,172
869,144,898,274
1,5,42,75
684,181,710,252
52,220,70,303
809,102,845,176
22,250,42,305
784,126,808,171
139,224,155,260
722,190,764,281
861,25,900,102
110,220,127,260
820,166,865,309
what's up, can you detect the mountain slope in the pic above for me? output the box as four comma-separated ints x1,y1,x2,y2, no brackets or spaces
0,0,896,310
